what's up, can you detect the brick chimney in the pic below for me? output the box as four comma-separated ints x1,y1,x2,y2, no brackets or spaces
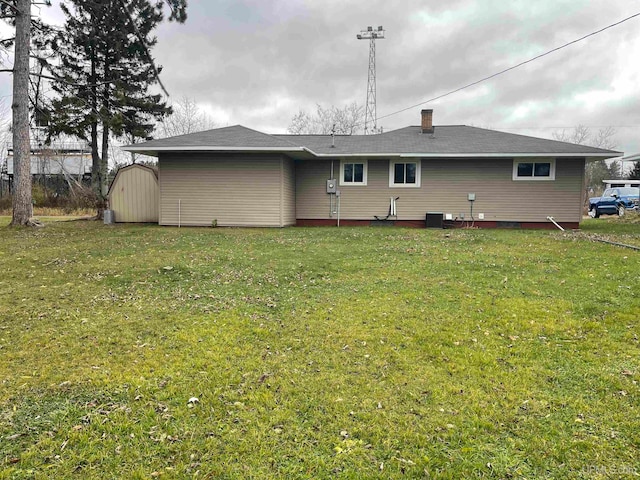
421,109,434,134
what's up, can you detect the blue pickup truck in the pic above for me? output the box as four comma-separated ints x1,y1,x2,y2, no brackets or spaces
589,187,640,218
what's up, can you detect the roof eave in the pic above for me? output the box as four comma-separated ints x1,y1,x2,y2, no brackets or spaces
312,152,619,158
120,145,619,160
120,145,307,157
620,152,640,162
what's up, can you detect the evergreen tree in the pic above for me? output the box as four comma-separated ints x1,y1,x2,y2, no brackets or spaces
586,159,621,195
628,162,640,180
47,0,186,216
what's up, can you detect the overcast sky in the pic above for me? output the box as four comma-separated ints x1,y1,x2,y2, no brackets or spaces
2,1,640,164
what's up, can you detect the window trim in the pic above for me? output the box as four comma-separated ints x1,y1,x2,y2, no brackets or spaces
339,159,368,186
389,159,421,188
512,159,556,181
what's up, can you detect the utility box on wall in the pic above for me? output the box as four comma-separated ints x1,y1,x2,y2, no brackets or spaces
426,212,444,228
326,179,337,194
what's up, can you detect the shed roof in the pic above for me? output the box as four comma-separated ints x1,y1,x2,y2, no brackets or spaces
107,163,158,197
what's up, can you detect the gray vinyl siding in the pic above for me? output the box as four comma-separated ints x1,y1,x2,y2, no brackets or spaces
159,153,290,227
296,157,585,223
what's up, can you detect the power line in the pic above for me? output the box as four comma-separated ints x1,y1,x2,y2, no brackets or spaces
376,12,640,124
495,125,640,130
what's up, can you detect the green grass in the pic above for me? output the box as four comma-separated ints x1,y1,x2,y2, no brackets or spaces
0,219,638,479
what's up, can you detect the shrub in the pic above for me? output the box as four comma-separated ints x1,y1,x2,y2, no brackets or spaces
0,194,11,212
61,184,98,213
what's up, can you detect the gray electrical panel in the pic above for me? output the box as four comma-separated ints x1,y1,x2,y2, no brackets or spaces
327,179,337,193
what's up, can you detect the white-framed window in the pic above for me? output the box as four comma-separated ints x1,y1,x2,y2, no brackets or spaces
340,160,367,186
389,160,421,187
513,159,556,181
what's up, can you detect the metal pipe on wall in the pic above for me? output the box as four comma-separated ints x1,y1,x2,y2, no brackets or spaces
330,161,335,217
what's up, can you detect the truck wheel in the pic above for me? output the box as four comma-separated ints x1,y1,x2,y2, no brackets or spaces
590,206,600,218
618,205,625,217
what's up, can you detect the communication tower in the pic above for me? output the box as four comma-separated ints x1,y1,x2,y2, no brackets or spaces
357,26,385,134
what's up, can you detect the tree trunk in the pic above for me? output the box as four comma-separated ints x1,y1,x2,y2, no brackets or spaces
94,55,110,218
88,29,105,220
10,0,33,226
100,54,110,201
90,121,104,219
100,124,109,195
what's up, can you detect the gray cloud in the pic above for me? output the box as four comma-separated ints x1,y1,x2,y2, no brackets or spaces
0,0,638,157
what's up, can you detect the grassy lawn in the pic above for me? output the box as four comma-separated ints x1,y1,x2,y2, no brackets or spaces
0,219,638,479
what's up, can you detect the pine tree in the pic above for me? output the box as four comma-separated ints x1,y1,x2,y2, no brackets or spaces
628,162,640,180
47,0,186,216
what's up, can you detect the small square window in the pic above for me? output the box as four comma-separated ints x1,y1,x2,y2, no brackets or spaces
340,160,367,185
390,160,421,187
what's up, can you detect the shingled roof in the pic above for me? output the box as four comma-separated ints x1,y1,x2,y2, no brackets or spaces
274,126,620,156
123,124,621,159
125,125,302,152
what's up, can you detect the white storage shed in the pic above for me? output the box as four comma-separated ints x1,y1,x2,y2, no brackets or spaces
107,164,159,223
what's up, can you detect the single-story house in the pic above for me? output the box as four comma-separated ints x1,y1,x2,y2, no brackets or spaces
121,110,620,229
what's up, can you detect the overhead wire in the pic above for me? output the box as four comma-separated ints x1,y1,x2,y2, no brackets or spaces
495,125,640,130
374,12,640,125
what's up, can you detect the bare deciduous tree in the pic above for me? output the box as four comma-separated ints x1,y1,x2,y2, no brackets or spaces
553,125,620,197
552,124,617,150
552,124,590,146
287,102,364,135
157,97,216,137
590,126,617,150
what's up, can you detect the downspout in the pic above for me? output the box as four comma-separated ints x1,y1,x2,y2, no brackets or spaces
178,199,181,228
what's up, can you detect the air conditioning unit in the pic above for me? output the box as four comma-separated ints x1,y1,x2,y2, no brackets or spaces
426,212,443,228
